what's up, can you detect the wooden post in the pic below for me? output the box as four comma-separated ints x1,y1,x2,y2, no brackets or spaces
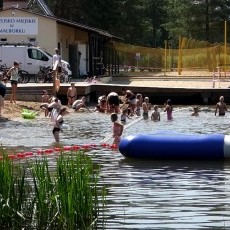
178,36,181,75
224,21,227,77
164,40,167,76
53,60,59,96
53,70,57,96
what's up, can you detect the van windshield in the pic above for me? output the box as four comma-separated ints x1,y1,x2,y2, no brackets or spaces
44,51,52,57
28,48,49,61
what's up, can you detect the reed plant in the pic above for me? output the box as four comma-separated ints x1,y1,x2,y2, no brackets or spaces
0,148,106,229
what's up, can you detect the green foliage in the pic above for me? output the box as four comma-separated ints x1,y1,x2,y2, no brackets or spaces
43,0,230,48
0,148,106,229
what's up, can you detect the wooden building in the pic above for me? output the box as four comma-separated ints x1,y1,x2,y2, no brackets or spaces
0,0,121,77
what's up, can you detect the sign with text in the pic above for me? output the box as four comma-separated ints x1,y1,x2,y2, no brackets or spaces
135,53,141,60
0,17,38,35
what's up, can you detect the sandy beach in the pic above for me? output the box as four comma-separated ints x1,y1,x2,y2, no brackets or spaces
1,70,230,121
0,101,43,121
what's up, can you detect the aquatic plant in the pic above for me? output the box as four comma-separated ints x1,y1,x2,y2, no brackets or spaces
0,148,106,229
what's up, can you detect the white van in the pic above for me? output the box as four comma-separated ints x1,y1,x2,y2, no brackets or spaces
0,44,72,76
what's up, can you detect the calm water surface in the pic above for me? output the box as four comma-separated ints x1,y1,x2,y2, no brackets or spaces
1,106,230,229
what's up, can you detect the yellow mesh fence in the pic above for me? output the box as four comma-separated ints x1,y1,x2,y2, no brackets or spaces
110,39,230,75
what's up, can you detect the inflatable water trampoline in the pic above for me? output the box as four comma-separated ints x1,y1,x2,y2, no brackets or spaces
119,132,230,160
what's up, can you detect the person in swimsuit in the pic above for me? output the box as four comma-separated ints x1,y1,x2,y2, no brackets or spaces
67,83,77,107
142,97,150,119
215,96,227,116
135,93,143,116
7,61,20,103
111,113,124,146
151,105,160,121
72,96,90,112
121,87,136,115
40,96,62,117
191,106,199,116
107,92,120,113
41,90,51,117
120,108,131,123
53,107,67,143
164,99,173,120
94,95,107,113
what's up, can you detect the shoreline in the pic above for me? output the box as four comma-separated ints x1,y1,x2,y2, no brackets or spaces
0,101,43,121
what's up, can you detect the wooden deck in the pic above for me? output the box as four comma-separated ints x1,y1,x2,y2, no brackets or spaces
4,75,230,105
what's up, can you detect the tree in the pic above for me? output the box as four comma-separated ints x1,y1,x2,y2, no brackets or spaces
145,0,168,47
44,0,230,47
163,0,190,48
187,0,230,42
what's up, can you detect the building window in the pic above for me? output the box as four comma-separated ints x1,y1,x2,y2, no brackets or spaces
0,38,7,42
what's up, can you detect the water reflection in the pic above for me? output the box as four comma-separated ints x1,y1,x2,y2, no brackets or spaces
2,107,230,229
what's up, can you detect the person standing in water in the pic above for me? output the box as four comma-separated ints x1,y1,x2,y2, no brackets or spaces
151,105,160,121
7,61,20,103
67,82,77,107
142,97,150,120
215,96,227,116
52,107,67,143
164,99,173,120
191,106,199,116
111,113,124,146
41,90,51,117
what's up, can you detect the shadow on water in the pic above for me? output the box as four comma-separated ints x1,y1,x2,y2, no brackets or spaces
118,158,230,182
119,158,228,171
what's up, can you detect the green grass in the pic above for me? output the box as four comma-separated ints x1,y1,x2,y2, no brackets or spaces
0,148,106,229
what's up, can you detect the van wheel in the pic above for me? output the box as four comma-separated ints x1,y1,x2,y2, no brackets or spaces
35,71,45,83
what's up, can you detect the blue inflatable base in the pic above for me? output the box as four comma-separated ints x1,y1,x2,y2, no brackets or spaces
119,133,226,160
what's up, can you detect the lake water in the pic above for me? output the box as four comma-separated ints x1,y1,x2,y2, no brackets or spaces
1,106,230,229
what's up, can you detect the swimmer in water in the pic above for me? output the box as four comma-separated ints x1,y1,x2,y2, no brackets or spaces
191,106,199,116
215,96,227,116
111,113,124,146
52,107,67,143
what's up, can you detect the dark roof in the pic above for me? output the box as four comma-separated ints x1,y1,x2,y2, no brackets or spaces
0,7,122,40
56,18,121,39
30,0,54,16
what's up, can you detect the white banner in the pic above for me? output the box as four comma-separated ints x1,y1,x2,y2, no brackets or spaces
0,17,38,35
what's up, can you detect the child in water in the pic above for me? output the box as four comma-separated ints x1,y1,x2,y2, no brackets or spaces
41,90,50,117
142,97,150,119
111,113,124,146
191,106,199,116
52,107,67,143
135,93,143,116
164,99,173,120
72,96,90,112
151,105,160,121
215,96,227,116
120,108,131,123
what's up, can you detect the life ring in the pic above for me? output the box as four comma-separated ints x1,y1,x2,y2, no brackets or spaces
21,109,37,119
